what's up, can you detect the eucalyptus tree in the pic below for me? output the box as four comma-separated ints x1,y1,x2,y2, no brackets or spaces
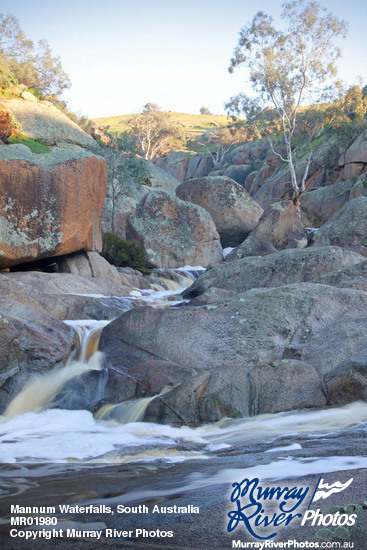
129,104,185,161
229,0,348,204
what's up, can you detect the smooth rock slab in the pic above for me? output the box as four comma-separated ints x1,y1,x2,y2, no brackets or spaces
100,283,367,424
184,246,364,298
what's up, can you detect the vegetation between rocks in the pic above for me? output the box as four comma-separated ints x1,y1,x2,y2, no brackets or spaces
101,232,151,274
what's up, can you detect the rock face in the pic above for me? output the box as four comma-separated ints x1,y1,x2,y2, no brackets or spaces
312,260,367,292
0,144,107,268
156,151,214,182
183,246,363,298
0,99,107,268
126,190,222,268
339,130,367,179
301,180,355,227
176,176,263,247
312,197,367,256
0,297,75,412
59,251,122,285
3,98,99,151
100,282,367,423
350,175,367,199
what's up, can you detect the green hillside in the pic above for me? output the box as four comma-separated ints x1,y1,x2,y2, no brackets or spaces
92,111,230,138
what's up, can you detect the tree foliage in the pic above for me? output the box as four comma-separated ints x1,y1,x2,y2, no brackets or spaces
200,106,212,115
103,132,149,232
129,103,185,160
196,123,245,167
0,12,70,96
229,0,348,203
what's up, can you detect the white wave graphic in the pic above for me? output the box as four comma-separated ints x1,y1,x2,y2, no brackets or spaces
313,477,353,501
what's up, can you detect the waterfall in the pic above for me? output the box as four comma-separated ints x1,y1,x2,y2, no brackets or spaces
3,320,109,419
63,320,111,362
95,396,157,424
3,353,104,419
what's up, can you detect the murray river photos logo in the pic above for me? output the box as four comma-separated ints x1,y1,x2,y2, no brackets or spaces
227,476,356,540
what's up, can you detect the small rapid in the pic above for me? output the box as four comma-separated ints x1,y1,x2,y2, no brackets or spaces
1,265,366,488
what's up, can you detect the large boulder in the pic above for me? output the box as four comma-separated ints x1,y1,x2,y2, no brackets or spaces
249,199,305,249
0,144,107,268
246,152,281,196
176,176,263,247
126,190,222,268
301,180,355,227
100,282,367,424
101,159,180,239
312,197,367,256
101,179,147,239
184,246,363,298
0,297,75,412
2,98,99,151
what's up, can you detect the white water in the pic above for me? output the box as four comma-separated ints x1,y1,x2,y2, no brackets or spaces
2,352,104,419
1,402,367,467
1,267,367,482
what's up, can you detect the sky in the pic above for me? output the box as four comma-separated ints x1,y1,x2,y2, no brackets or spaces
3,0,367,118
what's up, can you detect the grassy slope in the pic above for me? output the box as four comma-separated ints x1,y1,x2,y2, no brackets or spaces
92,112,229,137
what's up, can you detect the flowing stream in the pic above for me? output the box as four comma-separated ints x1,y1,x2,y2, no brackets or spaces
0,267,367,516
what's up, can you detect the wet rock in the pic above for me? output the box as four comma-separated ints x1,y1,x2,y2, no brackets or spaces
126,190,222,268
176,176,263,247
312,197,367,256
184,246,362,298
100,283,367,424
0,271,135,320
325,361,367,405
0,297,75,412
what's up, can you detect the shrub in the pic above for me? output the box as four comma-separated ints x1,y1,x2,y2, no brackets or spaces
101,232,150,274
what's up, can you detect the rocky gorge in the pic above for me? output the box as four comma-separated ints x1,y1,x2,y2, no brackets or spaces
0,92,367,548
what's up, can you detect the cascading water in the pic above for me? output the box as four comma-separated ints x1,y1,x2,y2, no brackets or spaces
1,265,367,544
